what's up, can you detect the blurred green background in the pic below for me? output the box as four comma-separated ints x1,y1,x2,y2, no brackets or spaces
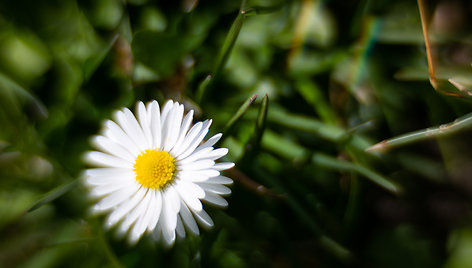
1,0,472,267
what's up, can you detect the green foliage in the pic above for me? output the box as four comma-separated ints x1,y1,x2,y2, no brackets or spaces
1,0,472,267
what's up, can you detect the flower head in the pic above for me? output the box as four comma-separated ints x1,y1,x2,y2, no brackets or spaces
83,100,234,246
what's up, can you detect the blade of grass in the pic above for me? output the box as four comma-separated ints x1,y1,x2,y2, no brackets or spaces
251,94,268,148
196,1,284,103
241,94,269,163
27,180,79,212
212,3,247,79
367,112,472,152
196,8,246,103
223,94,258,139
311,153,401,194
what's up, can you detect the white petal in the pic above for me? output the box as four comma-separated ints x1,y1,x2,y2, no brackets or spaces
172,121,202,157
128,214,146,245
202,192,228,208
178,169,220,181
145,101,154,116
105,187,147,228
162,229,175,248
204,148,229,160
196,133,222,151
129,190,155,243
175,182,203,212
93,184,138,211
123,108,148,150
84,167,130,177
176,120,212,160
140,189,157,232
180,159,215,171
198,183,231,195
91,135,135,162
160,194,177,246
119,189,153,235
89,179,138,198
136,101,153,148
147,190,162,232
151,224,161,242
178,169,220,182
160,100,174,128
84,169,134,186
162,103,184,151
178,147,213,165
205,176,233,185
170,110,194,155
114,109,147,152
164,185,181,213
213,162,235,171
179,200,199,235
192,209,214,229
103,120,141,157
175,215,186,239
175,179,205,199
85,151,133,169
150,100,162,149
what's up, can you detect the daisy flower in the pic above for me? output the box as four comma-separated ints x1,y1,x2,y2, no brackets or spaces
83,100,234,246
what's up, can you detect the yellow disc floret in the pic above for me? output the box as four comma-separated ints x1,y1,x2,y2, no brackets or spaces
134,149,176,189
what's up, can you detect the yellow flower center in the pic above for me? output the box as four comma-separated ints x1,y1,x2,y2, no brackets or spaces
133,149,176,189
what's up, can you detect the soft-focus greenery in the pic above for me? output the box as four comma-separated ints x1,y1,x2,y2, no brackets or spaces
1,0,472,267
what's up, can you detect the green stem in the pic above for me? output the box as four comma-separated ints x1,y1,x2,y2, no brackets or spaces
367,112,472,152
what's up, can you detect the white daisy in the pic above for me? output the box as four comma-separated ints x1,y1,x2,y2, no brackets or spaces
83,100,234,246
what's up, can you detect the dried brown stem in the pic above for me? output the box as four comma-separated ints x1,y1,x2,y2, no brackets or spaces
226,168,285,199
